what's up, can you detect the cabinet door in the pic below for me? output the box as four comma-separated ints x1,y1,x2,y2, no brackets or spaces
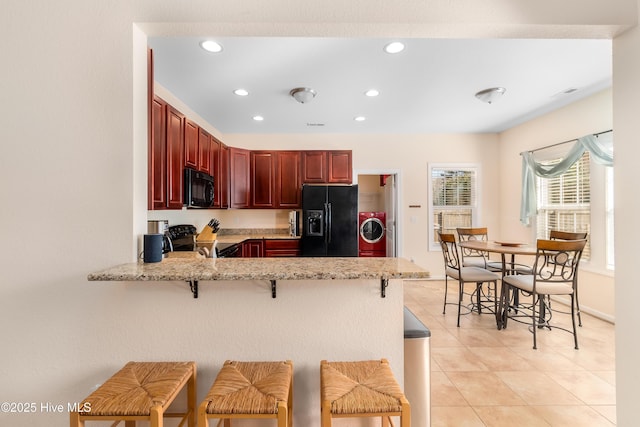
219,143,230,208
198,128,212,175
302,151,327,183
149,96,167,210
277,151,301,208
184,119,199,169
251,151,276,208
328,150,352,183
230,147,251,209
166,105,185,209
243,240,264,257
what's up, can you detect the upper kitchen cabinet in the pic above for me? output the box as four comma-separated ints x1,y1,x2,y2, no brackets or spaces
250,151,302,209
166,105,185,209
198,128,212,176
301,150,327,183
328,150,352,183
230,147,251,209
218,142,230,209
251,151,276,208
148,96,184,210
184,119,199,170
302,150,352,184
148,96,167,210
277,151,302,208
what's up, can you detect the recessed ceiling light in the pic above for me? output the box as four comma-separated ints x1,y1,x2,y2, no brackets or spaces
384,42,405,54
365,89,379,97
252,115,264,121
354,116,366,122
233,89,249,96
200,40,223,53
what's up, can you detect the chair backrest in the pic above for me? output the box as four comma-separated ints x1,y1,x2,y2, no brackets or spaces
532,239,587,287
456,227,489,262
549,230,588,241
438,232,461,271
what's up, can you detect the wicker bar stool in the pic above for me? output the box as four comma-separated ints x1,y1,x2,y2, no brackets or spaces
70,361,196,427
320,359,410,427
198,360,293,427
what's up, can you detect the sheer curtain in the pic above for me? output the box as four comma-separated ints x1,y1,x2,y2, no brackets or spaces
520,131,613,225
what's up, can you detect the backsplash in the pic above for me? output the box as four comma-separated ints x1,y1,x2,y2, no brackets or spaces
148,208,297,234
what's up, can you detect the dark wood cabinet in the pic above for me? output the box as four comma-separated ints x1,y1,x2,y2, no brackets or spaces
276,151,302,208
302,151,327,183
327,150,352,183
198,128,212,176
166,105,185,209
242,239,264,257
230,147,251,209
251,151,276,208
184,119,199,169
302,150,352,184
149,96,167,210
218,142,230,208
264,239,301,257
148,90,351,211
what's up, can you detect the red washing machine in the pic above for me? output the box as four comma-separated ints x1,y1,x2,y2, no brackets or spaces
358,212,387,257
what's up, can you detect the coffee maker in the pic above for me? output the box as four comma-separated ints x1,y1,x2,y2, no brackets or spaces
147,220,173,254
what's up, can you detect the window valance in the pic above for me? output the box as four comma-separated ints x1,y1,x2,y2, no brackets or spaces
520,131,613,226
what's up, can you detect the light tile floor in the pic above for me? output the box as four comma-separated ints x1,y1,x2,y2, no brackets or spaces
404,280,616,426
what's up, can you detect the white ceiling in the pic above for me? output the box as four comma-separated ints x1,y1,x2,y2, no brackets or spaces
148,37,612,134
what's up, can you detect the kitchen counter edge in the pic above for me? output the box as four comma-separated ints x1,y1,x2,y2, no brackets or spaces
87,257,429,282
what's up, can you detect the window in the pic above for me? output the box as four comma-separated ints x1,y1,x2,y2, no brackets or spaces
536,151,591,259
429,164,479,250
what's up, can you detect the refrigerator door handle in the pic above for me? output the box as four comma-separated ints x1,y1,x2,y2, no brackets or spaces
326,202,332,244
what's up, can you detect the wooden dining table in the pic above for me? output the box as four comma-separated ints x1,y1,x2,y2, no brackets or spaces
458,240,537,329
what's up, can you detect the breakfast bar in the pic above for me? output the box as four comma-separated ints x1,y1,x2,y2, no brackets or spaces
88,257,429,427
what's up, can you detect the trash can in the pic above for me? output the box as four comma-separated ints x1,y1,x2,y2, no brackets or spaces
404,306,431,427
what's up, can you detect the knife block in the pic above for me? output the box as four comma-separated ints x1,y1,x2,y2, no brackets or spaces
196,225,217,243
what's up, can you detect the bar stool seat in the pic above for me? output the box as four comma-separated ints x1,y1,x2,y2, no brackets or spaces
70,361,196,427
198,360,293,427
320,359,410,427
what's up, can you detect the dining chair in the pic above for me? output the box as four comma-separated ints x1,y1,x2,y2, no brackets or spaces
438,232,502,327
501,238,587,349
455,227,502,272
549,230,588,326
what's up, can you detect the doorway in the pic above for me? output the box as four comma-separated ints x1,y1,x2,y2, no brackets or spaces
356,171,400,257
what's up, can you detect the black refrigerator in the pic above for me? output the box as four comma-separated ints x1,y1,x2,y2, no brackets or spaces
301,184,359,257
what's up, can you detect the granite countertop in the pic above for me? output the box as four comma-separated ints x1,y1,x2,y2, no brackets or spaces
87,257,429,282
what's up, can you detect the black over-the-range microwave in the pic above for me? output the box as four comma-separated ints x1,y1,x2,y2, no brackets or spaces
184,168,214,208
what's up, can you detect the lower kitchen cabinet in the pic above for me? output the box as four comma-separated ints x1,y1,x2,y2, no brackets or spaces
264,239,301,257
242,239,264,257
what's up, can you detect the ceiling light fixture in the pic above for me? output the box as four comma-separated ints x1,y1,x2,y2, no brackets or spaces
252,115,264,121
365,89,379,97
384,42,405,54
290,87,317,104
354,116,366,122
233,89,249,96
474,87,506,104
200,40,223,53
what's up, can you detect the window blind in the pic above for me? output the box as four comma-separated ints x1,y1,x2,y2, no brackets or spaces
432,168,476,242
536,151,591,259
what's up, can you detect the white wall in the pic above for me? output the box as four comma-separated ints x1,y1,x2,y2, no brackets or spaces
612,15,640,427
1,1,638,426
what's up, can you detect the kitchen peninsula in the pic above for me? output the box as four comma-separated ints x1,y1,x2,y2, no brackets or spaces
88,257,428,427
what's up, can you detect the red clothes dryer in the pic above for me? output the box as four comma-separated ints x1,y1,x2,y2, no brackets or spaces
358,212,387,257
